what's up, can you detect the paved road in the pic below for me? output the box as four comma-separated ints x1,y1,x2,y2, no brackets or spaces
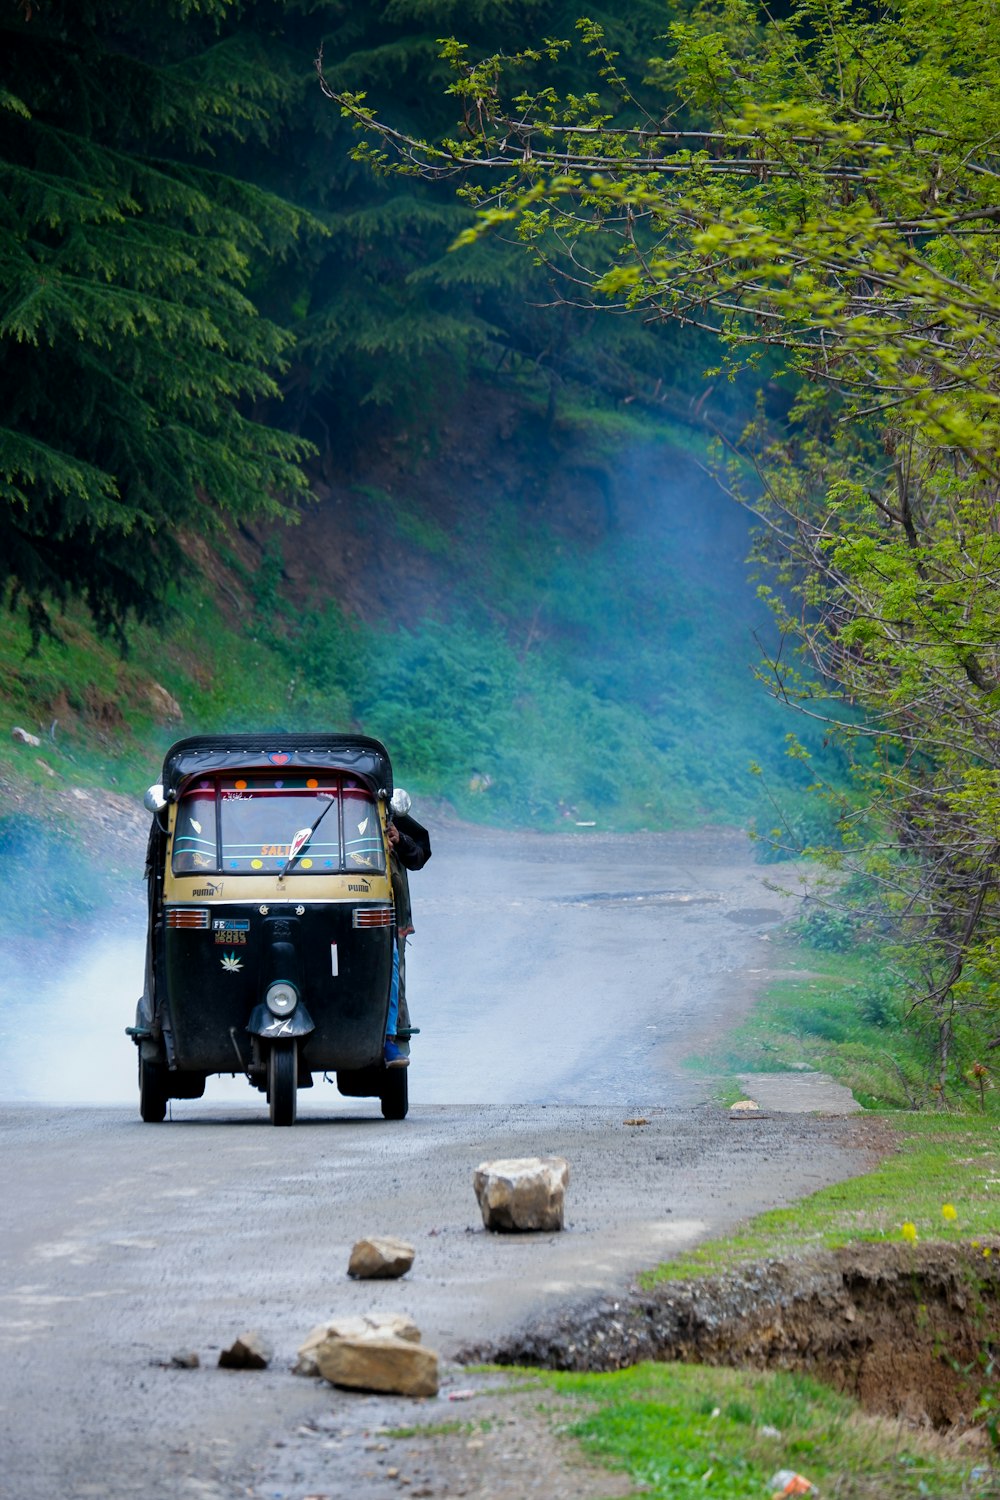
0,827,875,1500
2,823,803,1110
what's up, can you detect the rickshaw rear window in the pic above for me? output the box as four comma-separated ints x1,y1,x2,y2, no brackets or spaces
171,774,385,875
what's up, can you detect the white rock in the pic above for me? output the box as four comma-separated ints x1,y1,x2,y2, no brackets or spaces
473,1156,570,1232
147,682,183,721
11,726,41,747
316,1333,439,1397
348,1235,415,1280
295,1312,420,1377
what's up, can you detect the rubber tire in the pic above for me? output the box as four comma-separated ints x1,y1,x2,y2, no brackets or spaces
380,1067,408,1121
139,1056,168,1123
268,1040,297,1126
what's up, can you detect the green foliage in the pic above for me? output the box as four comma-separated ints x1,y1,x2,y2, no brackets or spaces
0,406,831,837
304,0,731,455
643,1112,1000,1279
0,1,317,642
688,934,999,1113
1,0,749,646
542,1361,980,1499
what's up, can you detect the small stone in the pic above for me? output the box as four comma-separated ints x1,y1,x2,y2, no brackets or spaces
317,1333,439,1398
170,1350,200,1369
147,682,183,721
11,726,41,747
295,1313,421,1377
474,1156,569,1232
730,1099,760,1112
218,1331,272,1370
348,1235,416,1280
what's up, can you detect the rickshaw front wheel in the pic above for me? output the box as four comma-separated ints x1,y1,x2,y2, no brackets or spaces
139,1056,168,1124
268,1041,298,1127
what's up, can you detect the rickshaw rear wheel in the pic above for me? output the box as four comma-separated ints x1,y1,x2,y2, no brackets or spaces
268,1041,297,1126
139,1056,168,1123
380,1068,408,1121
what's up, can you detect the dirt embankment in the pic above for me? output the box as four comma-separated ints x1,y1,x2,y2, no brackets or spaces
475,1239,1000,1430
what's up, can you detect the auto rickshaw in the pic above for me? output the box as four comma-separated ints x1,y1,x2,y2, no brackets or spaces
128,733,415,1125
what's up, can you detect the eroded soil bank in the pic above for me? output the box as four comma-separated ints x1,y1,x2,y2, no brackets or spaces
476,1240,1000,1429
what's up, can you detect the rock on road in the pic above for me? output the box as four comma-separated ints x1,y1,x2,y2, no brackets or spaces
0,825,873,1499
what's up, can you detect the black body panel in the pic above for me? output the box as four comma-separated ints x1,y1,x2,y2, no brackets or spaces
163,904,392,1073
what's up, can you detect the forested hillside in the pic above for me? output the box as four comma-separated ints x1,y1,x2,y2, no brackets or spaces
1,0,717,639
1,0,814,835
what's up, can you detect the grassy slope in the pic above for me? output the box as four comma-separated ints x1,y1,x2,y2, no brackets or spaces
685,928,998,1115
540,1356,995,1499
1,390,836,831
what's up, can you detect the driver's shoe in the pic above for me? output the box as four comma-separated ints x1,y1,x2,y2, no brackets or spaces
384,1038,410,1069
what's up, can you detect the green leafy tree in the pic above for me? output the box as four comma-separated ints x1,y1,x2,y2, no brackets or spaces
0,0,314,643
329,0,1000,1078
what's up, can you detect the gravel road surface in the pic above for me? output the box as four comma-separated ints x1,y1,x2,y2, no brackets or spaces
0,826,877,1499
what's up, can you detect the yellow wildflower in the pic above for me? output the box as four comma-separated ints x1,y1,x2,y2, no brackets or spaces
901,1222,918,1243
941,1204,957,1222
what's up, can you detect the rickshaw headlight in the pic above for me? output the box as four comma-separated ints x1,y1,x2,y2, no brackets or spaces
265,981,298,1017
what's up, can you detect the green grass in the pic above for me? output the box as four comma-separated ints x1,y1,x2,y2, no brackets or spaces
535,1361,992,1499
686,931,999,1115
0,546,826,834
382,1419,479,1439
351,483,454,556
640,1112,999,1283
453,1118,999,1499
552,393,714,460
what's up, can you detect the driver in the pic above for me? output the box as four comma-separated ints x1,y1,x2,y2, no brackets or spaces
383,794,431,1068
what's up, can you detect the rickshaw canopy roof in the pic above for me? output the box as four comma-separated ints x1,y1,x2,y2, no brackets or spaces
160,734,393,798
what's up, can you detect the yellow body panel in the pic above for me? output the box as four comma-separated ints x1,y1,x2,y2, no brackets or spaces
161,803,393,905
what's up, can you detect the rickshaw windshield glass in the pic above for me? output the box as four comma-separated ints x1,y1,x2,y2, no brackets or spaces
171,774,385,876
342,779,385,872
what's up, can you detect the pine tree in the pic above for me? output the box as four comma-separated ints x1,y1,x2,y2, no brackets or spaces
237,1,690,467
0,1,315,643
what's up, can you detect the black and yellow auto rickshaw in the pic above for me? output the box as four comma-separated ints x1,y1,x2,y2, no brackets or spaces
128,733,415,1125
